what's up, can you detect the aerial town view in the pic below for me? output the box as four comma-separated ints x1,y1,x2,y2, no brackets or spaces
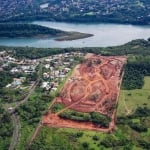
0,0,150,150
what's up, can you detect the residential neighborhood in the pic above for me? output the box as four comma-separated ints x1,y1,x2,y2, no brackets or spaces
38,0,150,23
40,52,84,92
0,0,149,24
0,50,84,93
0,50,39,88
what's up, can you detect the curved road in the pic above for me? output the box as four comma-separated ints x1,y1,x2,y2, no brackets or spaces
6,61,43,150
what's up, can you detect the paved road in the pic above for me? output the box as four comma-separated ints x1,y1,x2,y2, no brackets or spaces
6,61,43,150
8,114,21,150
7,81,39,114
6,81,39,150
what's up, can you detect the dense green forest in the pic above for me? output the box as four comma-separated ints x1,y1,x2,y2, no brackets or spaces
122,56,150,90
0,23,65,38
0,71,13,88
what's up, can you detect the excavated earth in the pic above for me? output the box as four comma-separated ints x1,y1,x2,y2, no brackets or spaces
42,54,127,132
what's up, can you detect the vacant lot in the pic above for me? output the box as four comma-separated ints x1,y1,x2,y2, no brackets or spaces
42,54,127,131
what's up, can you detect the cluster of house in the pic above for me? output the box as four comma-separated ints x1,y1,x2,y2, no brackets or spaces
0,51,15,69
0,50,39,88
39,0,149,20
1,0,149,24
0,50,84,90
40,0,122,14
0,0,32,20
10,64,37,74
6,77,26,88
41,52,84,91
0,51,38,72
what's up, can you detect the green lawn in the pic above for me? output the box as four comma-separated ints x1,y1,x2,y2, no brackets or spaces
117,77,150,116
30,127,109,150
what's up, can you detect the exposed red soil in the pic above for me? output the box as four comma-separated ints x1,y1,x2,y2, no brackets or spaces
42,54,127,132
43,113,111,132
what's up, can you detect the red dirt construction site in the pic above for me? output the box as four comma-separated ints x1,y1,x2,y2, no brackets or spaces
42,53,127,132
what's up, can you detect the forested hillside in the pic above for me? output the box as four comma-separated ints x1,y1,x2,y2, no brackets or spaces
0,0,150,24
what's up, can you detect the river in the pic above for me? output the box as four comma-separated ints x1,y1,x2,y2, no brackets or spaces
0,21,150,48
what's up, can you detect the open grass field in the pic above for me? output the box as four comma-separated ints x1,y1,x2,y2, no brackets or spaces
117,77,150,116
31,125,148,150
30,126,109,150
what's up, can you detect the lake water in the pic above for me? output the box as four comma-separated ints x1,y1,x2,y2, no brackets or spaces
0,21,150,48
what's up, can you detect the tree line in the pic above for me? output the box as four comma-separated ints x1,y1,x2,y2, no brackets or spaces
0,23,64,38
122,56,150,90
59,110,111,128
0,38,149,59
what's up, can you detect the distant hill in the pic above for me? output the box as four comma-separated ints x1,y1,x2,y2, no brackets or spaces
0,23,93,40
0,0,150,24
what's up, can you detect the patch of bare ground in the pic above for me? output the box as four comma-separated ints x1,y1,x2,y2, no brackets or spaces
42,54,127,132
